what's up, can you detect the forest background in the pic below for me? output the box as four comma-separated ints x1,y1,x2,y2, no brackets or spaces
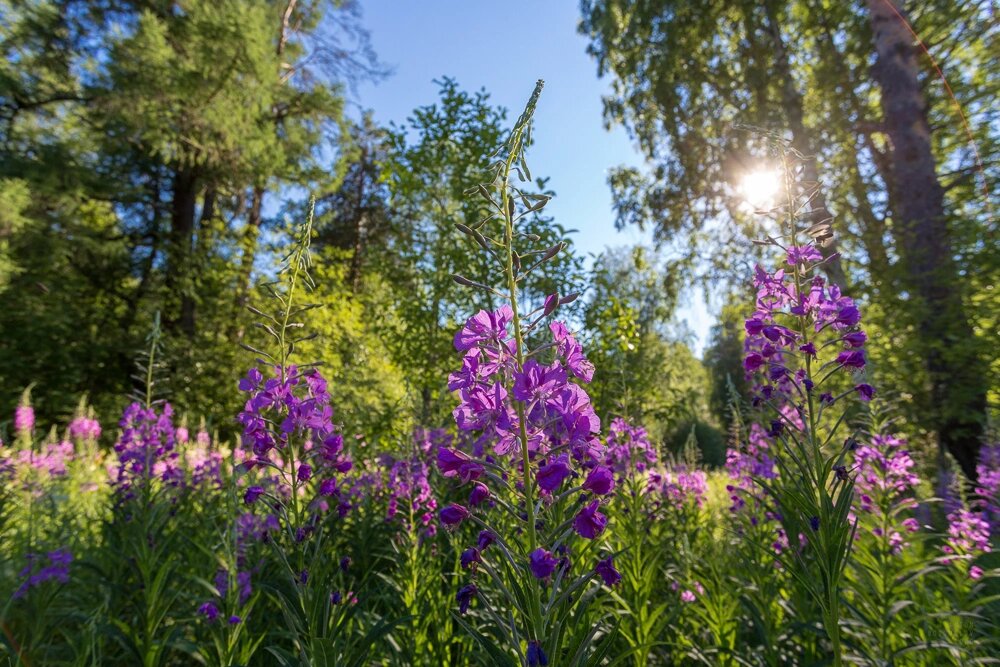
1,0,996,478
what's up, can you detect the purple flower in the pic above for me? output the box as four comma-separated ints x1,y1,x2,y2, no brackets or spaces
573,500,608,539
437,448,484,483
228,615,241,625
605,419,656,475
745,318,765,336
680,590,696,603
786,245,823,266
944,509,990,557
460,547,481,569
244,486,265,505
456,583,478,614
762,325,797,346
595,556,621,586
527,640,549,667
653,468,708,510
297,464,312,482
454,306,513,351
513,359,567,404
198,602,220,622
743,353,764,372
842,331,867,347
477,530,496,551
439,503,470,527
809,516,820,531
835,305,861,327
855,383,875,401
14,405,34,435
13,549,72,599
836,349,866,369
111,402,183,496
550,321,595,383
529,548,558,579
238,368,263,392
469,482,490,506
536,455,572,493
69,416,102,441
583,465,615,495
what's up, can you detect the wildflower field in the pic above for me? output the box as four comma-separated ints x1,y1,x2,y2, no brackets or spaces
2,79,997,665
1,2,998,666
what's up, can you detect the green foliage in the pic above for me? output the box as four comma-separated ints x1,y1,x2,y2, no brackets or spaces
297,248,414,442
0,0,373,427
584,247,718,454
579,0,999,461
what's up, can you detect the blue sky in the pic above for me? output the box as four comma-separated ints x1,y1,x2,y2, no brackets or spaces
351,1,712,353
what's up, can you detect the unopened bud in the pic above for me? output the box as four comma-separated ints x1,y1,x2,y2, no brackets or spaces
540,242,563,262
543,293,559,316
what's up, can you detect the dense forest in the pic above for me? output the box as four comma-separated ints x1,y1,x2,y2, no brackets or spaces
0,1,997,665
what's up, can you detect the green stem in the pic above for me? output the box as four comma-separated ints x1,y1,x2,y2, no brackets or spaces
500,113,536,554
497,84,547,648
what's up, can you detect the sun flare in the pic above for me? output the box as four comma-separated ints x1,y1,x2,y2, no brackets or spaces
739,168,782,209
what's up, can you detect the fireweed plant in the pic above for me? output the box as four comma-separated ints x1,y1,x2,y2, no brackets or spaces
721,384,801,666
841,402,965,663
435,80,618,665
741,149,870,666
232,209,393,665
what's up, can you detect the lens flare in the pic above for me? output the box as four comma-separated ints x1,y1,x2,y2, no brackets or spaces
739,169,782,209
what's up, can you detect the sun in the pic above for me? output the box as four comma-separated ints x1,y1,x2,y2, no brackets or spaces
739,169,782,210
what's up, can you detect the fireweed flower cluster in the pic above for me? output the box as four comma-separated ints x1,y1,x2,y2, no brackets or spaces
2,439,75,491
236,364,352,526
851,433,920,553
222,214,372,662
649,464,708,512
604,417,657,478
744,260,870,407
111,402,182,500
14,393,35,439
68,414,102,442
435,80,619,664
726,422,778,513
975,443,1000,537
185,440,225,489
942,509,991,579
384,449,438,541
440,306,613,542
13,549,73,599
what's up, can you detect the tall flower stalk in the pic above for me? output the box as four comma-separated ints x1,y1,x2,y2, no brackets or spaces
438,80,617,666
232,207,381,664
741,145,870,666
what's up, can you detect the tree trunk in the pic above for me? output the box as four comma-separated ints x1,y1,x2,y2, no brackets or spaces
762,2,848,289
169,166,198,338
866,0,987,479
